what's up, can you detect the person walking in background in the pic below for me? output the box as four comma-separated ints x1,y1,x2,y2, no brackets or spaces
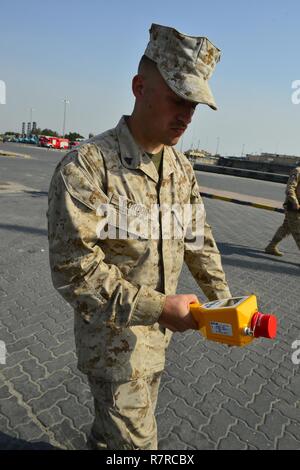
265,166,300,256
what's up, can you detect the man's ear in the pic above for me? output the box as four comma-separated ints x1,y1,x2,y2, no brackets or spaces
132,74,145,99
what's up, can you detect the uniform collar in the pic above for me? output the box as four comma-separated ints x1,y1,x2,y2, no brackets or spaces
116,115,176,183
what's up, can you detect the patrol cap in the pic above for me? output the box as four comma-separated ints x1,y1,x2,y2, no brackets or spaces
144,23,221,110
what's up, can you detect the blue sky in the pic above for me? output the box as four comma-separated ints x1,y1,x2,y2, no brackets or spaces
1,0,300,156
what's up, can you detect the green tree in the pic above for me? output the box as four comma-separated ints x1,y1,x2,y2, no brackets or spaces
31,127,42,136
65,132,84,142
40,129,59,137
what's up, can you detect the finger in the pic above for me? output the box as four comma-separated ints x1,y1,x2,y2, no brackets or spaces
186,294,200,305
187,313,199,330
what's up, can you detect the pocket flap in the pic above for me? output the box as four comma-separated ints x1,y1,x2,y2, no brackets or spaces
61,162,109,211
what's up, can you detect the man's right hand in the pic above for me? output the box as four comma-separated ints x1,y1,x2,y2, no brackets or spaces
158,294,199,333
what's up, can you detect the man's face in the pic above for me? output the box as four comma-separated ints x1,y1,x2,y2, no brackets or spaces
138,71,197,146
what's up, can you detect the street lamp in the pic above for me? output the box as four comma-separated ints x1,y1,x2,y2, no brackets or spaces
215,137,220,156
62,98,70,137
29,107,34,133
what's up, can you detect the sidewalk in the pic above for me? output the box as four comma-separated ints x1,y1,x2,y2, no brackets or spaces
200,186,284,213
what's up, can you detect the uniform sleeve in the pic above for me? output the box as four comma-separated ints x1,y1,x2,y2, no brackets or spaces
286,169,300,207
183,172,231,301
47,145,166,328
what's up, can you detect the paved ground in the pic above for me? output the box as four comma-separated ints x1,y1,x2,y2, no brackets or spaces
200,186,282,211
195,170,286,202
0,145,299,450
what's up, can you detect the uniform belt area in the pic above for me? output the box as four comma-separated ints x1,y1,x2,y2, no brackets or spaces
200,186,284,213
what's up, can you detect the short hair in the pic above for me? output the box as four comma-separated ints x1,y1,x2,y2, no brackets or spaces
137,55,157,76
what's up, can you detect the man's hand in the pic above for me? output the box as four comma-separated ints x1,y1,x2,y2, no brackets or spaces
159,294,199,332
292,200,300,210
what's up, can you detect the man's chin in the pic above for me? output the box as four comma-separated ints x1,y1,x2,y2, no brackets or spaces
165,136,181,146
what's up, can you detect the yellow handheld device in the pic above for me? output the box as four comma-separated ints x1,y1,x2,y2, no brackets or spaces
190,295,277,347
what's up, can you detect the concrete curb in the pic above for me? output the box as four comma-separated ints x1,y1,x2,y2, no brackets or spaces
0,150,31,159
201,192,285,213
194,163,288,184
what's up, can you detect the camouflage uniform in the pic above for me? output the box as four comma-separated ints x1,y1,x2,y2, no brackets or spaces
144,23,221,110
47,23,230,450
265,167,300,254
47,117,231,449
87,372,162,450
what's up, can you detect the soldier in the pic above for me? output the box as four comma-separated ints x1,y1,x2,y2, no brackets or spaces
47,23,231,450
265,166,300,256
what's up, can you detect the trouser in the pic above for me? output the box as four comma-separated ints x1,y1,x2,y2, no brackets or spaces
86,371,162,450
270,211,300,249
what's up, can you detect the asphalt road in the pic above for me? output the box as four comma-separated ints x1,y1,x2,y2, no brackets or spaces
195,171,285,203
0,142,286,202
0,144,299,450
0,143,63,192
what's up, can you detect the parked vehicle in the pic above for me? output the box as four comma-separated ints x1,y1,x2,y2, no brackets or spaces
70,138,85,148
16,135,39,145
39,136,69,149
3,135,15,142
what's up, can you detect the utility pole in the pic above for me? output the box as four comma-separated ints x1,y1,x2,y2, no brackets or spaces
215,137,220,156
29,107,34,132
62,98,70,137
241,143,245,157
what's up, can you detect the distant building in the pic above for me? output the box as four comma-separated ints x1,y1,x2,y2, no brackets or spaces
185,149,212,158
246,153,300,166
185,149,219,165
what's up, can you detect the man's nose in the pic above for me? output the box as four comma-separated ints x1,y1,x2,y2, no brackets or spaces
177,107,194,125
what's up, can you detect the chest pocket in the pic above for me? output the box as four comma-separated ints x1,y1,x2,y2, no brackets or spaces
106,194,155,240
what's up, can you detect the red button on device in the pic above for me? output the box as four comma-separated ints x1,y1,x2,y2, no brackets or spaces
251,312,277,339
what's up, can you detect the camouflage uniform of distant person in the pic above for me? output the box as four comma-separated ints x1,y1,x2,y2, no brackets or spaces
47,24,231,450
265,166,300,256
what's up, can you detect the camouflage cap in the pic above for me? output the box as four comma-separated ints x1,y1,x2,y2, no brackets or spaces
144,23,221,110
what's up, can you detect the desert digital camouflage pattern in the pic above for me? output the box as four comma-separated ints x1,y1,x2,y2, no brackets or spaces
144,23,221,109
269,167,300,249
47,116,231,382
87,371,162,450
285,166,300,208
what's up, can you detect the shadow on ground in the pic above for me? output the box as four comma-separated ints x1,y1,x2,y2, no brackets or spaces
218,242,299,274
24,191,48,198
0,223,47,237
0,431,59,450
